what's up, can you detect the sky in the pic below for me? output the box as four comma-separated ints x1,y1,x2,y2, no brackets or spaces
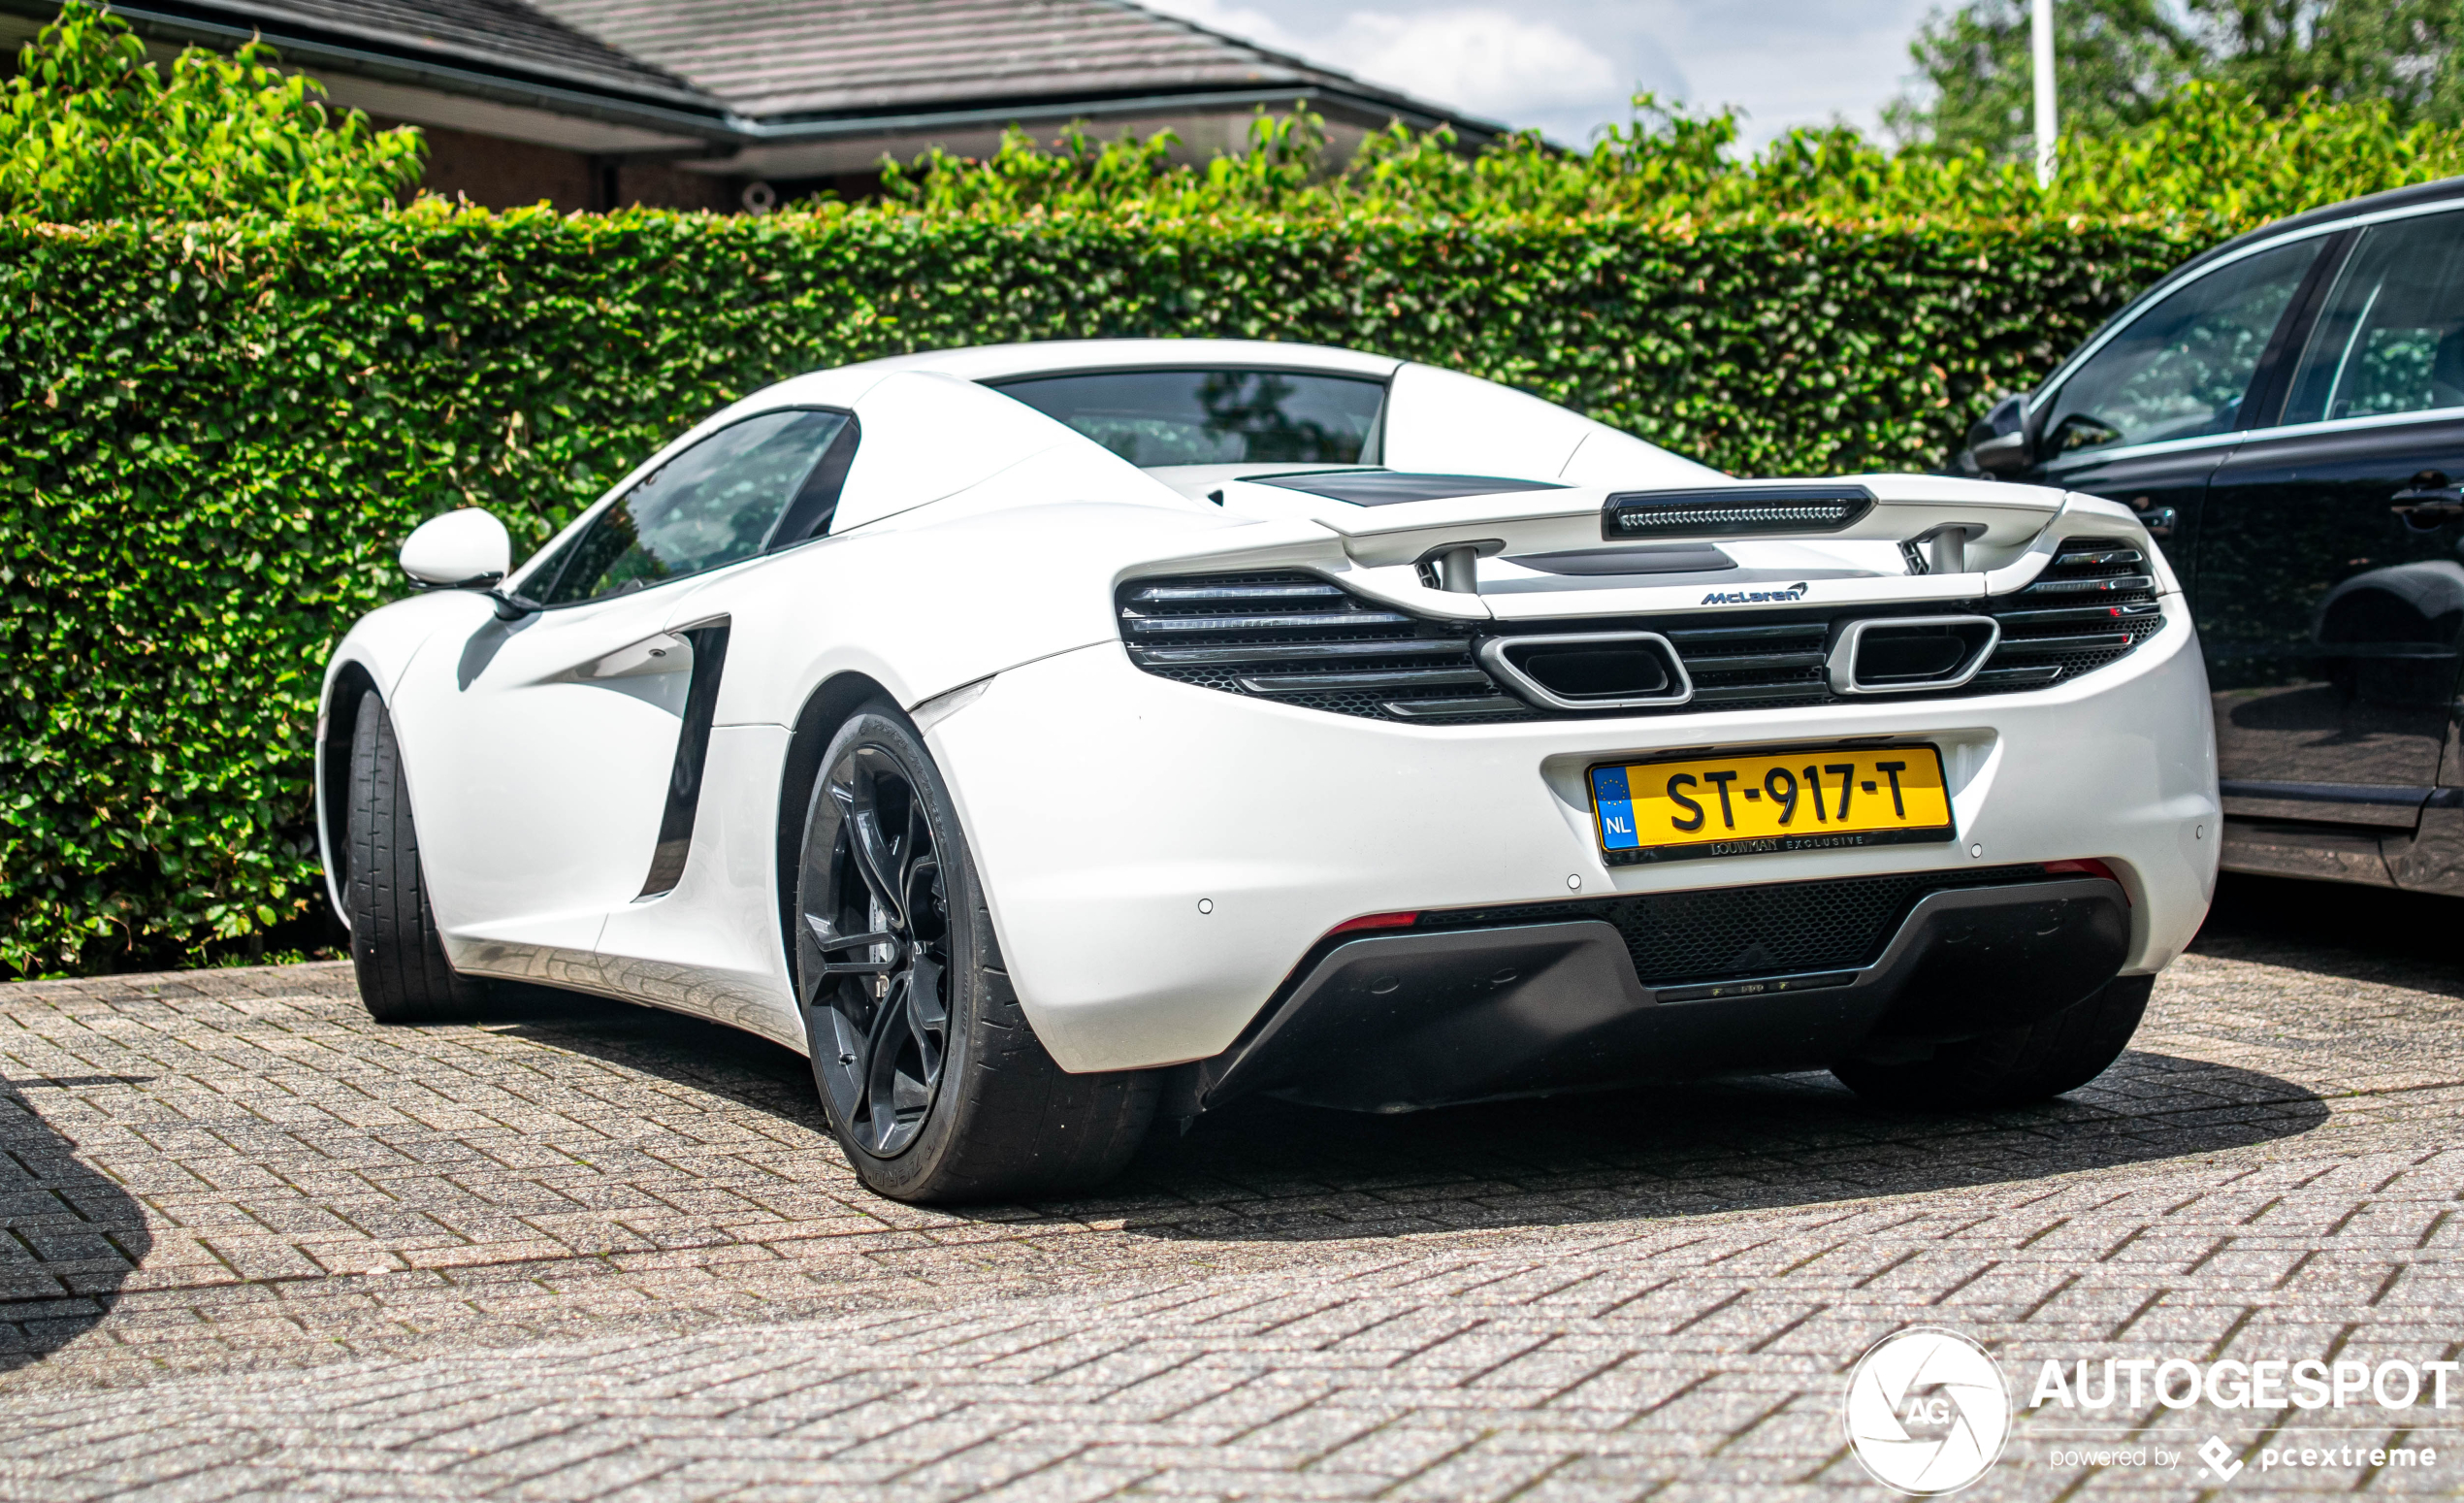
1138,0,1948,151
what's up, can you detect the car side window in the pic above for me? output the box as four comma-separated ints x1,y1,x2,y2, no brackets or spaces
990,369,1385,466
2037,238,2321,457
2280,211,2464,426
530,408,853,606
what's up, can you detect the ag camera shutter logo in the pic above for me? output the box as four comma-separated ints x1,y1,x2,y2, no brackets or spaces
1844,1327,2012,1494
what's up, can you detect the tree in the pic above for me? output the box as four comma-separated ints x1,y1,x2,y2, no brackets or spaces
0,3,424,220
1887,0,2201,154
2200,1,2464,119
1892,0,2464,157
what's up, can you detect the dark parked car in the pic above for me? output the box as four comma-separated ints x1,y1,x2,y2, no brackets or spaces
1959,177,2464,896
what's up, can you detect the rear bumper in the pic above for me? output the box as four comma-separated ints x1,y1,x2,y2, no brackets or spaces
1196,875,2128,1112
926,610,2217,1075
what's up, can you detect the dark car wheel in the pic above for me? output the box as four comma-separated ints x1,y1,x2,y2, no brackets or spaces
1831,973,2154,1109
344,693,488,1023
792,703,1158,1203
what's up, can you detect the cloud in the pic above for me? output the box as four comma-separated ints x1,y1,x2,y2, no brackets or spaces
1317,10,1620,123
1134,0,1936,149
1142,0,1630,142
1670,0,1936,145
1145,0,1310,55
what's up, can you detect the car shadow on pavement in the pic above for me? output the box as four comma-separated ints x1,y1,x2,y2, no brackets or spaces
484,983,2325,1243
0,1080,152,1372
2190,872,2464,998
488,982,833,1133
1095,1050,2327,1241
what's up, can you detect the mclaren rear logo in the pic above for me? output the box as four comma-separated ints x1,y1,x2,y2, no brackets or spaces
1702,581,1810,605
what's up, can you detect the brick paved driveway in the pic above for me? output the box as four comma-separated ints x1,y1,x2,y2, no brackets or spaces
0,874,2455,1499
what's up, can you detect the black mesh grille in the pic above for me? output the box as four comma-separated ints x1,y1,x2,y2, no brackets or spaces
1119,539,2161,724
1974,537,2163,689
1418,865,2047,984
1119,572,1537,723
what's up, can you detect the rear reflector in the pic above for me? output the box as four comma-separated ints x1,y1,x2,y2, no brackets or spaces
1328,911,1421,935
2044,858,2125,900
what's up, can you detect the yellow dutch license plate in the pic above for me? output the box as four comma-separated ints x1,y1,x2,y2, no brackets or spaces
1588,744,1955,866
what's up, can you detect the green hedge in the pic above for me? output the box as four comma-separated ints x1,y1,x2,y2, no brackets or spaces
0,207,2189,975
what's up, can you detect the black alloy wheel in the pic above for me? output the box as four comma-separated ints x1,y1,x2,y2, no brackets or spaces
799,742,951,1158
789,704,1161,1203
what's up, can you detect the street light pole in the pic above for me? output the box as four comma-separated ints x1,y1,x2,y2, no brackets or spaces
2032,0,2059,184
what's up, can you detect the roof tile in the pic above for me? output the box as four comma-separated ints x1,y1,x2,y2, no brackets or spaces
524,0,1401,119
185,0,701,99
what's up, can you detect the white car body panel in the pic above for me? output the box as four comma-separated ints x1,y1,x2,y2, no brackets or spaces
934,607,2215,1071
1378,361,1724,487
320,338,2221,1094
827,372,1119,533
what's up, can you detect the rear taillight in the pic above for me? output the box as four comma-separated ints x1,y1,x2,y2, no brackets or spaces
1328,911,1420,936
2045,859,2126,902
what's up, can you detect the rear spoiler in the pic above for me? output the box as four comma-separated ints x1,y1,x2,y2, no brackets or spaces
1116,473,2174,623
1295,474,2072,574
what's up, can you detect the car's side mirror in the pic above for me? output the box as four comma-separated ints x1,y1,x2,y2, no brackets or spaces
1961,394,2031,476
400,508,511,589
1969,431,2029,474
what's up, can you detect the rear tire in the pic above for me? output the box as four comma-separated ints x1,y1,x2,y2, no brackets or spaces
791,703,1157,1203
345,693,486,1024
1831,973,2153,1109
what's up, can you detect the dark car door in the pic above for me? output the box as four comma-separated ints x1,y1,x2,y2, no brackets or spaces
2025,235,2334,600
2196,208,2464,880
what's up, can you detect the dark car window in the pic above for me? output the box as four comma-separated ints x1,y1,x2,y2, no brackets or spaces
530,408,851,606
990,369,1385,466
2281,211,2464,426
2037,238,2321,457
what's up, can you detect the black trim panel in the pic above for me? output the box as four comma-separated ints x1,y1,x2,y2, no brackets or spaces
1196,877,2126,1112
636,621,731,899
766,414,860,549
1258,472,1566,506
2237,229,2356,432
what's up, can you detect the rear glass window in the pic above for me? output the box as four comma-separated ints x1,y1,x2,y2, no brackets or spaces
991,369,1385,466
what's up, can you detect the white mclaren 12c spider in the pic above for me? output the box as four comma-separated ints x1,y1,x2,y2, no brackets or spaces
320,339,2220,1202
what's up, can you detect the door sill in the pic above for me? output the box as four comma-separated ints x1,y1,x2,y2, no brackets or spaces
2219,778,2437,830
2219,816,2395,887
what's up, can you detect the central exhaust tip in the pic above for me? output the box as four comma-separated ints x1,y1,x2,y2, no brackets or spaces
1478,632,1694,710
1829,615,2001,695
1514,644,1673,699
